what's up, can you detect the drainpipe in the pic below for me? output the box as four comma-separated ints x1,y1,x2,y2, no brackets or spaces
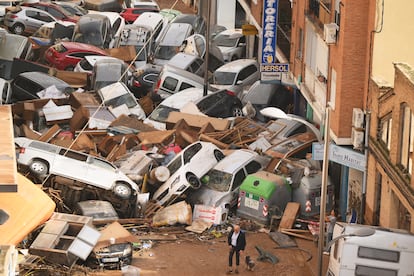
360,111,370,224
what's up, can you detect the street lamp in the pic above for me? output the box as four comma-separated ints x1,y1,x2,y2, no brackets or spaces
324,227,376,252
260,107,323,143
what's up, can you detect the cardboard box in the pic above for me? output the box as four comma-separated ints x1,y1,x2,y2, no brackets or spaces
166,112,230,131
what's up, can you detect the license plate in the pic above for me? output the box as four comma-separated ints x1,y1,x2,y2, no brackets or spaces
244,197,259,210
101,257,119,263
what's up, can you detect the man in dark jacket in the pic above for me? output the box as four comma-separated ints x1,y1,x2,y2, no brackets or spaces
227,224,246,274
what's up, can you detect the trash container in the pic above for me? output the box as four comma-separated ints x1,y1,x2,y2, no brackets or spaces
237,171,292,225
292,172,334,217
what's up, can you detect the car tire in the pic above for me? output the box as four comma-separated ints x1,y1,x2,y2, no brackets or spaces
11,23,24,35
113,182,132,199
186,173,201,189
231,106,244,117
29,159,48,177
214,149,225,161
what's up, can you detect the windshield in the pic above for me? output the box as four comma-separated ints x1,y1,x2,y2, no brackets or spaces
213,72,236,85
204,169,233,192
104,93,137,109
74,31,104,47
155,45,178,60
213,34,238,47
149,105,178,122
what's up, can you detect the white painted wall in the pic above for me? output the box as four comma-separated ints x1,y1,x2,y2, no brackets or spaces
216,0,236,29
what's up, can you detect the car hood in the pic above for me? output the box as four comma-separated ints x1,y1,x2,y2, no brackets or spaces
191,187,228,207
217,46,234,54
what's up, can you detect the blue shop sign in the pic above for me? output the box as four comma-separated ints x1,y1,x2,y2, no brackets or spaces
261,0,279,64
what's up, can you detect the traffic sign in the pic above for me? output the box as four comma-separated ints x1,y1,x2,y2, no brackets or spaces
242,24,258,35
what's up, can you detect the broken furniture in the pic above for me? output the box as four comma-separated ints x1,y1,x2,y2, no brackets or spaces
29,213,100,266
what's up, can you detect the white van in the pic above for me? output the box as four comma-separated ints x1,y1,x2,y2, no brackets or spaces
327,222,414,276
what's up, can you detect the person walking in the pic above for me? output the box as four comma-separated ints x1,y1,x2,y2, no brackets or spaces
227,224,246,274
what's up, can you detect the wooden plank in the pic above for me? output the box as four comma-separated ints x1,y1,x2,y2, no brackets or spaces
0,106,17,192
278,202,301,231
280,229,314,241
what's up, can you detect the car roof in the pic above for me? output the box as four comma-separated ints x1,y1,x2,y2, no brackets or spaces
212,149,258,174
161,64,204,82
157,87,205,109
133,11,164,29
216,59,258,72
167,53,200,68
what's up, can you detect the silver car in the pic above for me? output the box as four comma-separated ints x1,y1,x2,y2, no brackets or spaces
4,6,56,35
188,149,269,222
213,28,246,62
211,59,260,97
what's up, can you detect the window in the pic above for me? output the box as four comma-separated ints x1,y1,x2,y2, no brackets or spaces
162,77,178,92
399,103,413,175
358,246,400,263
245,161,262,174
183,142,201,164
233,169,246,189
379,113,392,151
355,265,397,276
59,149,87,161
47,8,63,19
296,28,303,59
179,82,194,91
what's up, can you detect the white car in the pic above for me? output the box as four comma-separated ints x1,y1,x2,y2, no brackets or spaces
97,82,146,120
213,28,246,62
14,137,140,200
152,141,225,206
188,149,270,221
211,59,260,97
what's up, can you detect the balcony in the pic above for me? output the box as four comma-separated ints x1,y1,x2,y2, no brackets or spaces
308,0,332,27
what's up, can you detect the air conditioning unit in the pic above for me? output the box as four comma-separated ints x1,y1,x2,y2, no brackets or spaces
351,127,364,149
352,108,365,129
324,23,338,44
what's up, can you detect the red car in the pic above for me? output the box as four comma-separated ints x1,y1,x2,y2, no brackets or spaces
44,42,107,71
120,7,159,24
22,2,79,23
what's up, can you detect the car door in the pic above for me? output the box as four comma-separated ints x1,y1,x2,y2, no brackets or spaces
52,148,88,181
84,157,118,190
229,169,246,207
25,10,54,33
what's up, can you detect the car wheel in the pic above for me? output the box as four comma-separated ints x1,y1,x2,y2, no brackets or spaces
113,182,132,199
29,159,48,177
186,173,201,189
11,23,24,35
231,106,244,117
214,149,225,161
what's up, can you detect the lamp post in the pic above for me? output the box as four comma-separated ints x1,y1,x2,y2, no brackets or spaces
324,227,376,252
260,107,323,143
260,106,330,276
